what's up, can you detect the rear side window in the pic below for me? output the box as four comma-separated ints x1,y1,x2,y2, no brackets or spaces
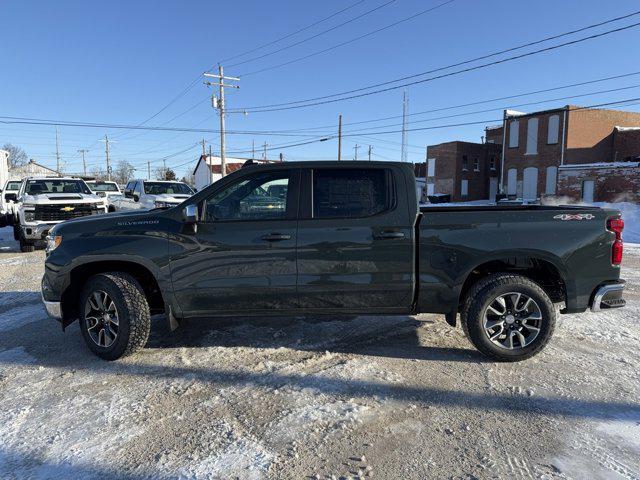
313,168,391,219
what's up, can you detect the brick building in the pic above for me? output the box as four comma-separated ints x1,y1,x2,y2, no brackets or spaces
424,139,502,202
501,105,640,201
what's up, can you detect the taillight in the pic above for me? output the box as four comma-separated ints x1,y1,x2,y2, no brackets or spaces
607,217,624,265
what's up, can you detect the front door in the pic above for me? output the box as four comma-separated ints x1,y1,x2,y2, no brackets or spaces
296,167,414,312
523,167,538,201
170,169,300,315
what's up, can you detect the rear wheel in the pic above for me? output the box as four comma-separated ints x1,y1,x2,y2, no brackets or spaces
79,272,151,360
462,274,555,361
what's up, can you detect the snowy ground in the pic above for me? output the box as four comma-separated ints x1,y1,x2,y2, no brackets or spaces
0,227,638,479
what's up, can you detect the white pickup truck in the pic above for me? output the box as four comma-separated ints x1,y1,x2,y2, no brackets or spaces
110,179,194,211
1,179,22,223
13,177,107,252
86,180,123,212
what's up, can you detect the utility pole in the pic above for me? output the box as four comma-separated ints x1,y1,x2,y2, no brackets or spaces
147,161,151,180
353,144,360,160
252,140,256,160
204,65,240,184
338,114,342,161
55,127,61,173
401,90,409,163
100,134,112,181
77,149,88,176
201,139,206,156
279,152,284,162
262,142,268,160
368,145,372,161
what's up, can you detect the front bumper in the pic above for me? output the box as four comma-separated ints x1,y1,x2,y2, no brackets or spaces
41,291,63,320
22,223,57,240
590,281,626,312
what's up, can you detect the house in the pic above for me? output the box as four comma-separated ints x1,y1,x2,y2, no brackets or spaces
9,159,60,179
500,105,640,202
192,154,275,191
423,134,502,202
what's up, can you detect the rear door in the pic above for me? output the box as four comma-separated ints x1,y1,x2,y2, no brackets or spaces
296,166,414,312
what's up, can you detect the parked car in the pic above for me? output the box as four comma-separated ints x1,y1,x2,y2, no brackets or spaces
14,176,106,252
109,179,194,211
42,161,626,361
1,179,22,224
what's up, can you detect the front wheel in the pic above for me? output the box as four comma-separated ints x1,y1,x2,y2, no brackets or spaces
79,272,151,360
463,274,556,361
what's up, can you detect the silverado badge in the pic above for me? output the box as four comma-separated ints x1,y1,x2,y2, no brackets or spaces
60,206,75,212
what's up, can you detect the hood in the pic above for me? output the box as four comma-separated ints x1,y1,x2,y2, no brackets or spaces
23,193,104,205
50,209,157,235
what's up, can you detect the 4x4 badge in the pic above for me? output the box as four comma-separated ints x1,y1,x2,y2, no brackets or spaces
553,213,595,221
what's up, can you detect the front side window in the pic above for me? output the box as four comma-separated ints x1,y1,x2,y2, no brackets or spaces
205,171,290,221
143,182,193,195
313,168,391,219
5,181,21,191
25,179,91,195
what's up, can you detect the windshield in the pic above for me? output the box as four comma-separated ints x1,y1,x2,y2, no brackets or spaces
5,181,21,191
25,179,92,195
143,182,193,195
87,182,119,192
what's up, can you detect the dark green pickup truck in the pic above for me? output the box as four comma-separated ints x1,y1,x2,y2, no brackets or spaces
41,161,626,361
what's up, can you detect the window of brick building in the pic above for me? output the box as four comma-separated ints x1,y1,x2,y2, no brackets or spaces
462,155,468,171
526,117,538,154
461,179,469,197
509,120,519,148
490,156,496,170
474,158,480,171
547,114,560,144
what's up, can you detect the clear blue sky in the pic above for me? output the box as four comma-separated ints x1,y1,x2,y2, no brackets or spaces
2,0,640,179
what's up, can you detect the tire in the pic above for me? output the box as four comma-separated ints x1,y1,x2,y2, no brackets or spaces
462,273,555,362
19,235,35,253
79,272,151,360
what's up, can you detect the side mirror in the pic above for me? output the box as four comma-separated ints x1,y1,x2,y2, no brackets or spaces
183,204,198,224
133,193,140,202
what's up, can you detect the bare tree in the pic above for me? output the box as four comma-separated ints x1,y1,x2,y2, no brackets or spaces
2,143,29,168
90,166,107,181
113,160,136,185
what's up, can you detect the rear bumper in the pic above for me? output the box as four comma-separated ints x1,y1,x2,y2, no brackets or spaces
590,281,626,312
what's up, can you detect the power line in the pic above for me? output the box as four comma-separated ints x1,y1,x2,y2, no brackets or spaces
219,0,367,63
232,11,640,111
227,0,396,68
238,0,457,77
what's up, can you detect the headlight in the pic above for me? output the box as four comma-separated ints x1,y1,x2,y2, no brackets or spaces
46,234,62,254
24,210,35,222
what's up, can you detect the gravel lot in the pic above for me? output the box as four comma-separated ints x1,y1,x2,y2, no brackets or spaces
0,227,639,479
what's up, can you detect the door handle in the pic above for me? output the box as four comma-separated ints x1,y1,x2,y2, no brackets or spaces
375,231,405,240
261,233,291,242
